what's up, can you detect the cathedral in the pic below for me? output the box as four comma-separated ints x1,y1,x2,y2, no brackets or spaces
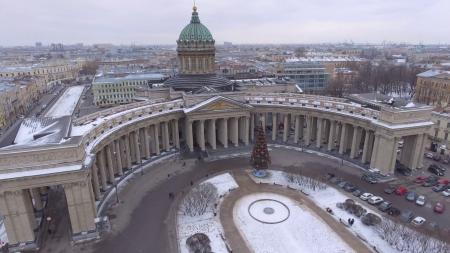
164,6,232,92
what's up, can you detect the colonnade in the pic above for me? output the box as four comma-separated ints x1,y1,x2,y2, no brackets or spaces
92,119,180,200
185,116,250,152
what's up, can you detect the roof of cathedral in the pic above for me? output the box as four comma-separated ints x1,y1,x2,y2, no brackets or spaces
178,6,214,42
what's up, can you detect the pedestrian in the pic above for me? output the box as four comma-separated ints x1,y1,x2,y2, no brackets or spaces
348,218,351,225
167,173,170,178
190,181,193,186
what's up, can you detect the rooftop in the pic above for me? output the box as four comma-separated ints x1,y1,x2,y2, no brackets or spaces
94,73,168,84
417,69,450,79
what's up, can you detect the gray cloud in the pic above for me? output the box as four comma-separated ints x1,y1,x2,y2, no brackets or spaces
0,0,449,45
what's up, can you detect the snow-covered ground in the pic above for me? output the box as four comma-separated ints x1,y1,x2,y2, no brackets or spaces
45,85,84,118
177,173,238,253
249,170,400,253
234,192,355,253
0,219,8,248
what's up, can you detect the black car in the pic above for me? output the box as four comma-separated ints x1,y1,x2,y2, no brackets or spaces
432,184,448,192
428,164,444,176
405,191,418,201
361,174,378,184
352,189,363,197
396,161,412,176
387,207,401,216
325,173,335,181
400,210,414,222
423,176,439,187
344,184,356,192
384,186,396,194
378,201,392,212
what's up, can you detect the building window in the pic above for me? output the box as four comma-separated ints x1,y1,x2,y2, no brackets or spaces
445,133,449,141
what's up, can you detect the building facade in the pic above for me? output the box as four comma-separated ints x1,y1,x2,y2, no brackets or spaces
275,62,330,92
0,61,82,83
92,73,167,107
414,69,450,107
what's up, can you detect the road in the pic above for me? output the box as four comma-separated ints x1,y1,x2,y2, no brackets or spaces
38,147,450,253
0,85,65,147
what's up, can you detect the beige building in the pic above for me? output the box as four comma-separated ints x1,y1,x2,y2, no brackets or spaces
92,73,167,107
0,61,82,83
414,69,450,107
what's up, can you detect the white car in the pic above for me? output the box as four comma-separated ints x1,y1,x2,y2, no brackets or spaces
360,193,374,201
442,189,450,197
368,196,384,205
416,195,426,206
425,153,434,159
411,216,426,226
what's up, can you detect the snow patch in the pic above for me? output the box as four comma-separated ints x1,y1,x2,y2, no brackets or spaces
45,85,84,117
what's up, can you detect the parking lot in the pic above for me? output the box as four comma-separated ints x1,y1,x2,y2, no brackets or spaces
323,143,450,242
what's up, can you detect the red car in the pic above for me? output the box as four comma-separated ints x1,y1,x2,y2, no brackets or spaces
415,176,428,184
438,179,450,185
395,186,408,196
434,202,445,213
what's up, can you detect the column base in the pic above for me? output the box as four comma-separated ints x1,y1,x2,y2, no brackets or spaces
72,229,100,244
8,240,39,252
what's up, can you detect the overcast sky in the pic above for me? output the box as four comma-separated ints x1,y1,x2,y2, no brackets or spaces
1,0,449,46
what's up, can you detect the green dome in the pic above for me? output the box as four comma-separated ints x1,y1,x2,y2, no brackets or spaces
178,7,214,42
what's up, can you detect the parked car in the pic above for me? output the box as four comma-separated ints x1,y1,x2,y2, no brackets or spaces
400,210,414,222
423,175,440,187
434,202,445,213
361,174,378,184
387,207,401,216
395,161,412,176
368,196,384,205
325,173,335,181
352,189,362,197
344,183,356,192
425,152,434,159
378,201,392,212
337,181,347,188
360,193,374,201
416,195,426,206
384,186,396,194
411,216,426,226
438,178,450,185
406,191,418,201
442,189,450,197
330,177,342,184
414,176,428,184
395,186,408,196
433,154,442,161
432,184,448,192
428,164,444,176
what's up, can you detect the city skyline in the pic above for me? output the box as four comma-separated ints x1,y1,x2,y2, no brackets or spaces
1,0,450,46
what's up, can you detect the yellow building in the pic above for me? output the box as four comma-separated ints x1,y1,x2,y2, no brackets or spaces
414,70,450,107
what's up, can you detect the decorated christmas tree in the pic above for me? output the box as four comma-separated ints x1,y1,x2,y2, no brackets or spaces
250,125,271,171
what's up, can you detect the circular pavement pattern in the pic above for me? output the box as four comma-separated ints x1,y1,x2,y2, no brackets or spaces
248,199,290,224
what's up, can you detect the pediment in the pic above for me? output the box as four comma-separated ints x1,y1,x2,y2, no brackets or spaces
184,96,251,114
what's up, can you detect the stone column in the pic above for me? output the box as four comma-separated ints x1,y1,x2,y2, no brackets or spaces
261,113,266,132
143,128,151,159
153,123,160,155
173,119,180,149
370,134,398,174
220,118,228,148
283,114,289,142
30,188,43,211
361,130,371,163
232,117,239,147
208,119,217,150
97,150,108,190
350,126,360,159
328,121,336,151
305,116,311,146
299,116,304,140
133,131,141,164
401,134,426,170
272,113,277,141
91,164,101,199
244,116,250,145
316,118,323,148
114,140,123,175
162,121,170,151
106,145,115,183
186,120,194,152
64,179,97,235
294,115,300,144
250,113,255,141
124,134,132,169
0,190,36,245
198,120,206,151
339,123,348,155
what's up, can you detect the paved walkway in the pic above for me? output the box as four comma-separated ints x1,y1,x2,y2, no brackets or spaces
220,170,374,253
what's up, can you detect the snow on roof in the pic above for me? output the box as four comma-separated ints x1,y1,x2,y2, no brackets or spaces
0,164,82,180
45,85,84,118
417,69,450,78
183,96,250,114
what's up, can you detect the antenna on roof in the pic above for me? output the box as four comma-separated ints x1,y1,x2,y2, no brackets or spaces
193,0,197,11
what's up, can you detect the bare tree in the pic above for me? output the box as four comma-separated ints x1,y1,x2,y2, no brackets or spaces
284,173,327,191
181,183,218,217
